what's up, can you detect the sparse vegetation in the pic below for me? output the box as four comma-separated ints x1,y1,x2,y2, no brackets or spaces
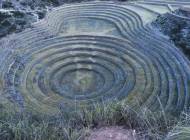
0,99,186,140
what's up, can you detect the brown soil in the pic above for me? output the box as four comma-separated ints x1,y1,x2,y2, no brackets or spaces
86,126,143,140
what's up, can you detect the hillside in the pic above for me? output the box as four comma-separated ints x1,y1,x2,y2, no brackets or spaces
1,0,190,140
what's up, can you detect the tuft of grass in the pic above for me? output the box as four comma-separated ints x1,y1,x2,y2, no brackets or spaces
166,112,190,140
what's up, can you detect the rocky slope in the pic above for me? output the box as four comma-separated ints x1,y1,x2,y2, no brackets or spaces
152,7,190,58
0,0,59,38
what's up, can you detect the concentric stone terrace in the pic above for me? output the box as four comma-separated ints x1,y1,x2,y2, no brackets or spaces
1,1,190,114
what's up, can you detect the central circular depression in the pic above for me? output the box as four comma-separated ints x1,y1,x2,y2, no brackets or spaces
52,68,105,96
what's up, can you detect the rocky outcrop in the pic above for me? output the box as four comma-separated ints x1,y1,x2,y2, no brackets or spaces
153,8,190,58
0,10,37,38
0,0,54,38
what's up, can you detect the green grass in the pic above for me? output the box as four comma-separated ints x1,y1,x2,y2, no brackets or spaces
0,99,189,140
